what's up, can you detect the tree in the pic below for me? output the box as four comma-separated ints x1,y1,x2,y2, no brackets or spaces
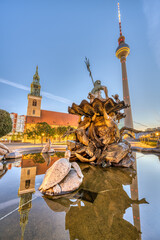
24,128,38,144
56,126,67,142
11,133,16,141
0,109,12,138
65,126,76,140
50,127,56,141
35,122,52,143
16,132,23,141
24,122,53,144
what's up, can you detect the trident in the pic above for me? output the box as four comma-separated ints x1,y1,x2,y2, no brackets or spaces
84,57,95,86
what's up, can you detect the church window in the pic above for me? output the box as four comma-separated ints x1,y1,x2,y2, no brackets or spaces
33,100,37,106
27,169,30,175
25,180,30,189
33,110,35,115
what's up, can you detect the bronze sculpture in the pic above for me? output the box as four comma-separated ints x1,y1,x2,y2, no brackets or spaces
65,58,137,167
85,57,108,102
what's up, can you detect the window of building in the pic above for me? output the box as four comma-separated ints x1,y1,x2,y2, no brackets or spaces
27,169,30,175
33,110,35,115
32,99,37,106
25,180,30,189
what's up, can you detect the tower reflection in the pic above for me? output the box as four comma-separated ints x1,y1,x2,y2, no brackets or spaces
18,166,36,240
18,192,33,240
130,152,141,239
44,164,147,240
17,152,58,240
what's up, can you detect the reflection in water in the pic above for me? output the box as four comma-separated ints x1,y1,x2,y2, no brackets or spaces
19,166,37,194
44,165,147,240
17,152,59,240
22,152,62,174
0,159,21,180
130,153,141,240
157,154,160,161
18,192,33,240
18,163,37,240
42,153,51,166
0,163,8,179
0,152,148,240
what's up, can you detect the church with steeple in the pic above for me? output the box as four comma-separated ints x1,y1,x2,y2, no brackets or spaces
27,66,42,117
25,66,78,142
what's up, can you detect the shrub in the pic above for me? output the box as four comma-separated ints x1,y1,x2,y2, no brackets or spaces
0,109,12,138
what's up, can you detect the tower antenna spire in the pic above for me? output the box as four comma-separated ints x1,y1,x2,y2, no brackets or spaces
116,2,133,128
118,2,122,36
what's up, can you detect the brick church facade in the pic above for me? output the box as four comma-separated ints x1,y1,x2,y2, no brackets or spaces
24,66,78,143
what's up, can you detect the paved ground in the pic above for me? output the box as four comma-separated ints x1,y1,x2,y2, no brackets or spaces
4,141,156,150
2,141,160,154
130,141,155,148
4,142,67,153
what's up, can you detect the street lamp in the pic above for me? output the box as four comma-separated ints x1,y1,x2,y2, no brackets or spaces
156,132,160,147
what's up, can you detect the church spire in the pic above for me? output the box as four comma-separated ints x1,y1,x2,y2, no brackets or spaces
33,65,40,82
29,66,41,97
27,66,42,117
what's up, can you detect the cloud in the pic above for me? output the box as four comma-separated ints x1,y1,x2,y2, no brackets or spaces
142,0,160,67
0,78,30,91
0,78,71,105
41,91,71,105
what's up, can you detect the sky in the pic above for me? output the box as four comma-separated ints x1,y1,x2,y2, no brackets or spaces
0,0,160,130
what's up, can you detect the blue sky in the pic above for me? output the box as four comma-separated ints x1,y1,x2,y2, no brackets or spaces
0,0,160,130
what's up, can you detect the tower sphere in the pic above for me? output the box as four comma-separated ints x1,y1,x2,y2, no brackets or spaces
116,36,130,59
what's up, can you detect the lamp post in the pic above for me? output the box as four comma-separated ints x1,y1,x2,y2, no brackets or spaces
156,132,160,147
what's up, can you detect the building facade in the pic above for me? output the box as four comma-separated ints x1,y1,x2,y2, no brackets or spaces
10,113,18,133
25,66,79,143
16,115,26,133
27,66,42,117
10,113,26,134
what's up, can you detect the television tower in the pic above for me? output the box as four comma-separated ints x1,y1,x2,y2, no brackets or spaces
116,2,133,128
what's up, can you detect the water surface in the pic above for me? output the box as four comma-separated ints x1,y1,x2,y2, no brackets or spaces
0,152,160,240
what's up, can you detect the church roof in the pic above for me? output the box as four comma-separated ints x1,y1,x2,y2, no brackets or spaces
21,157,59,175
26,110,79,127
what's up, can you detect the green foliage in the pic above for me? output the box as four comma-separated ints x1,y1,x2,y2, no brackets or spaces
55,152,65,158
16,132,23,140
24,122,54,143
145,142,157,147
24,153,45,163
0,109,12,138
141,140,157,147
24,122,75,143
50,127,56,137
35,122,52,137
24,128,37,139
11,133,16,141
56,126,68,141
56,126,67,135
